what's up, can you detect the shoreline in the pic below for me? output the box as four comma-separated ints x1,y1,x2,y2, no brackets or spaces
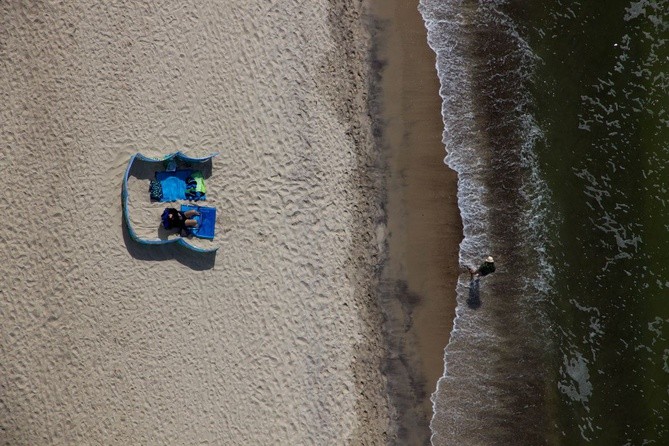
369,0,463,442
323,1,463,441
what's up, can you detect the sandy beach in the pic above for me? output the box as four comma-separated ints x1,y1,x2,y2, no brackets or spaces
0,1,459,444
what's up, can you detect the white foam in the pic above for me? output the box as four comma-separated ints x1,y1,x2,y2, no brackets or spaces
419,1,558,444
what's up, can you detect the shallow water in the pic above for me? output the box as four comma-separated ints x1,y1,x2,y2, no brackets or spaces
421,0,669,444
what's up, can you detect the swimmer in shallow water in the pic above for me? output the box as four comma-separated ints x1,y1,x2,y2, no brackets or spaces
469,256,496,280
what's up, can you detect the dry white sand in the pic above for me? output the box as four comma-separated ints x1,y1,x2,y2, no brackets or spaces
0,1,392,444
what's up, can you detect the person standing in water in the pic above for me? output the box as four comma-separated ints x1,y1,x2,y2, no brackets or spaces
469,256,496,279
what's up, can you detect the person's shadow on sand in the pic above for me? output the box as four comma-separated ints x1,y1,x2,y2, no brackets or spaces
466,278,481,309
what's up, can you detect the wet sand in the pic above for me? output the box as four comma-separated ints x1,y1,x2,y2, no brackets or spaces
371,0,462,443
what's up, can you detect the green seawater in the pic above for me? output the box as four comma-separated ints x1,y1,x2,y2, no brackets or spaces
515,1,669,443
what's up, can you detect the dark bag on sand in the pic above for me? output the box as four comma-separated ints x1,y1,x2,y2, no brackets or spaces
149,179,163,201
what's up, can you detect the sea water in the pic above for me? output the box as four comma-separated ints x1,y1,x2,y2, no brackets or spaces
420,0,669,444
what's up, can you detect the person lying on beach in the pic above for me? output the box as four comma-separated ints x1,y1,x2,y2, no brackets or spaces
161,207,199,236
469,256,496,279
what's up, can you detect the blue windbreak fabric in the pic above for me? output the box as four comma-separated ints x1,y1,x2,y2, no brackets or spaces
122,151,219,253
